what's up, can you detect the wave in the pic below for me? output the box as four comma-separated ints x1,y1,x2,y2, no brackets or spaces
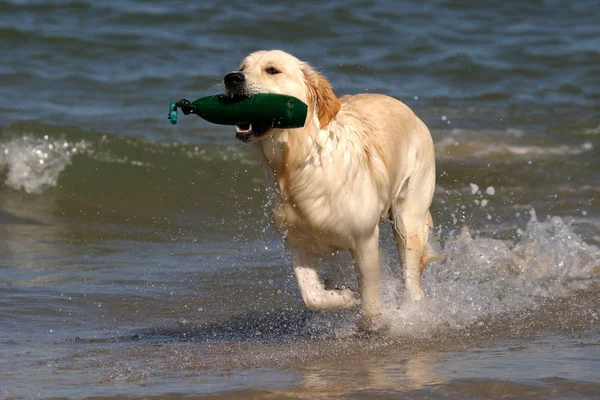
0,122,254,194
435,129,594,161
0,134,88,194
0,123,596,195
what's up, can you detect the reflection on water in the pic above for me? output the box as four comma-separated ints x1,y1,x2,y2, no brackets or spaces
285,351,447,398
0,189,63,274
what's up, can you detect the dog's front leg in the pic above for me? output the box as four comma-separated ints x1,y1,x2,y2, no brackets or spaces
351,227,383,331
288,244,359,312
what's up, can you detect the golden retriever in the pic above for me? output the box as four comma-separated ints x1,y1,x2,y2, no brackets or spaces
223,50,436,331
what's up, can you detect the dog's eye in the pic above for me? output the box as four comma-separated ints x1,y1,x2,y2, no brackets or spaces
266,67,280,75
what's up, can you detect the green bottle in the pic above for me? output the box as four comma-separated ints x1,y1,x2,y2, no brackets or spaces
169,94,308,128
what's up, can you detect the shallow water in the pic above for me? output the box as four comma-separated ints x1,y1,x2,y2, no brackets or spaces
1,0,600,398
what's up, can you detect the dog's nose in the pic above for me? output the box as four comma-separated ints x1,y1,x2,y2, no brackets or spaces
224,72,245,87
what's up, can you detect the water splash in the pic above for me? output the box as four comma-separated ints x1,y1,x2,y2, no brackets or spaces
0,135,89,194
378,210,600,337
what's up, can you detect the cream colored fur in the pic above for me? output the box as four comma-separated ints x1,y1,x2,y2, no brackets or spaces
226,50,436,330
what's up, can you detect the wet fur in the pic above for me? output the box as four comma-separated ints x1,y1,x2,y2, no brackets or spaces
226,50,436,330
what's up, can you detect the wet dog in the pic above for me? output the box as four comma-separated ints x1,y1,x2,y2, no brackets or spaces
224,50,436,330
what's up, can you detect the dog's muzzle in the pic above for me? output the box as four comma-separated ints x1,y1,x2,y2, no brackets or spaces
223,72,270,142
224,72,247,97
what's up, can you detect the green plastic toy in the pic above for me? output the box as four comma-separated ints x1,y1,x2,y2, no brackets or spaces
168,94,308,129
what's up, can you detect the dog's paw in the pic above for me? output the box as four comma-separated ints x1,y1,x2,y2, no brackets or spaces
409,288,425,301
338,288,360,308
358,312,389,334
406,284,425,301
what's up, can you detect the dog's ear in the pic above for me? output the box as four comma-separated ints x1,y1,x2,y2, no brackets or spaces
302,64,341,129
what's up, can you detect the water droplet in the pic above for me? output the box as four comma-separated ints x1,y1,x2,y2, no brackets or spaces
469,183,479,195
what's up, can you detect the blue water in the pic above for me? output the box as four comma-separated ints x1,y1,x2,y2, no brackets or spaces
1,0,599,398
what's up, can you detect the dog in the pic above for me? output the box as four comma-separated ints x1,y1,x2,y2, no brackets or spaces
223,50,436,331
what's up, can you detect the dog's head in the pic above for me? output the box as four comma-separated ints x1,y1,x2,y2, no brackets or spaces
224,50,341,142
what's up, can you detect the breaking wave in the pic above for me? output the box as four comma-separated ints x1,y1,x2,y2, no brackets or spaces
435,129,594,161
0,134,89,194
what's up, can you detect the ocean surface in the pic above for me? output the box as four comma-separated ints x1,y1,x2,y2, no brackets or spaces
1,0,599,398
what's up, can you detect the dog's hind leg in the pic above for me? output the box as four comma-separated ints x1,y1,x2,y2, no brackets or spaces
391,204,433,301
289,246,360,312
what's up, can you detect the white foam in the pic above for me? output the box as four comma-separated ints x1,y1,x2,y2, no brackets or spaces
436,133,594,161
373,210,600,337
0,135,89,194
583,124,600,136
